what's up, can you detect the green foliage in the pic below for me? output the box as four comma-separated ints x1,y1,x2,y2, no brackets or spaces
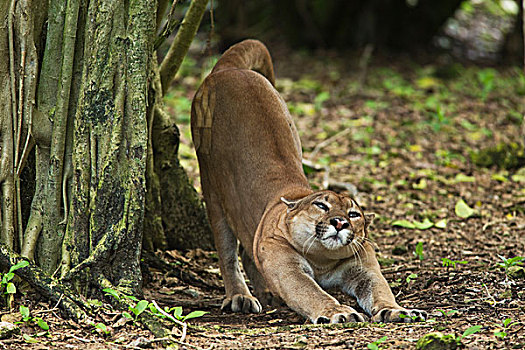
149,304,208,322
129,300,149,318
476,68,496,100
436,309,459,318
406,273,418,284
470,142,525,170
95,322,110,335
414,242,424,260
493,317,518,339
103,288,138,302
1,260,29,308
416,332,458,350
441,258,468,269
497,255,524,277
102,288,121,301
17,305,49,331
459,325,482,340
367,336,388,350
122,300,150,322
314,91,330,111
1,260,29,295
391,218,442,230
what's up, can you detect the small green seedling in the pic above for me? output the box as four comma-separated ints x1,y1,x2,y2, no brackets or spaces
441,258,468,270
17,305,49,331
399,313,420,322
406,273,418,284
103,288,139,302
123,300,149,321
494,318,518,339
169,306,207,322
497,255,524,277
367,336,387,350
477,68,495,101
149,304,208,323
414,242,424,260
103,288,121,301
436,309,459,318
94,322,110,335
1,260,29,303
458,325,482,342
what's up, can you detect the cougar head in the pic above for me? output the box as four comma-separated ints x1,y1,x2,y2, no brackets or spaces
281,191,374,255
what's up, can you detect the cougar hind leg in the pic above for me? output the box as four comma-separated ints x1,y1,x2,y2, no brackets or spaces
204,190,262,314
240,246,282,307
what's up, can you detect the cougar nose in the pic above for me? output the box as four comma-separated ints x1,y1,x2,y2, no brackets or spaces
330,217,349,231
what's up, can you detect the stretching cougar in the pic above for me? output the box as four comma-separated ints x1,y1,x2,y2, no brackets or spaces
191,39,426,323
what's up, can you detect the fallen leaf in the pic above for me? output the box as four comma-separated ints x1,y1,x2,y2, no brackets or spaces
455,199,476,218
392,220,416,229
413,218,434,230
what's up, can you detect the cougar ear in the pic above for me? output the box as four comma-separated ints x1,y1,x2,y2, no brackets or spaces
364,213,375,230
280,197,300,211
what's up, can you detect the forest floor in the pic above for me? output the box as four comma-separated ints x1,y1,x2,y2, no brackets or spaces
2,46,525,349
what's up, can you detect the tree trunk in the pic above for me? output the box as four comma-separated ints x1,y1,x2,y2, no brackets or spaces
0,0,212,305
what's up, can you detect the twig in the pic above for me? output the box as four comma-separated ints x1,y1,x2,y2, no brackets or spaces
35,293,65,315
482,283,497,307
482,218,511,231
151,300,187,342
309,128,351,159
70,334,91,343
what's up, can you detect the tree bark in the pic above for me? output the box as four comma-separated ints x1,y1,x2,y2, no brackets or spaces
1,0,213,307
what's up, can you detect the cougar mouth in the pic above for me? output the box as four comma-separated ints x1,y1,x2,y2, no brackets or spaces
315,222,353,246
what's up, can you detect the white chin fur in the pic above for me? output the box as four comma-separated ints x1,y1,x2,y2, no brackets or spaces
321,227,352,250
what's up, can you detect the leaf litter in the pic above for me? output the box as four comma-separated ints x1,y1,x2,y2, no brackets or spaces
2,48,524,349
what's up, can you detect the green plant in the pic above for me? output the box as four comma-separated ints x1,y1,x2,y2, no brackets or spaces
17,305,49,331
103,288,139,302
497,255,524,277
399,313,420,322
458,325,482,341
94,322,110,335
494,318,518,339
367,336,387,350
414,242,424,260
436,309,459,318
406,273,418,284
150,305,208,322
441,258,468,270
428,105,451,131
477,68,495,100
1,260,29,296
314,91,330,111
20,305,31,322
123,300,149,321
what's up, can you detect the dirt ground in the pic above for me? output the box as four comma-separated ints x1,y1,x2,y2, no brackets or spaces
1,46,524,349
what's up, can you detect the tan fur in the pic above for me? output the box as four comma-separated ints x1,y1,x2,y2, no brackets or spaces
191,39,426,323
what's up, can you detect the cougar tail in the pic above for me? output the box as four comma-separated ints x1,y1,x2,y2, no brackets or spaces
211,39,276,86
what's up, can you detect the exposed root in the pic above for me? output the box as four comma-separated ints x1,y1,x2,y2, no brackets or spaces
0,244,92,323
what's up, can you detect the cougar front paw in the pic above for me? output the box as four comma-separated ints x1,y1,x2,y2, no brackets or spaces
221,294,262,313
372,307,427,323
314,305,367,324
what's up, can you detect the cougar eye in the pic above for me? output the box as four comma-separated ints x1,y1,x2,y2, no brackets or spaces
313,201,329,211
348,211,361,219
